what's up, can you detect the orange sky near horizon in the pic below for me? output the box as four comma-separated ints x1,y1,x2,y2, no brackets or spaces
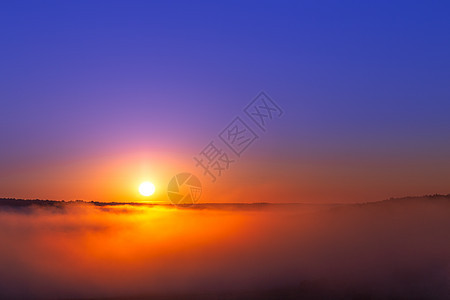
1,143,450,204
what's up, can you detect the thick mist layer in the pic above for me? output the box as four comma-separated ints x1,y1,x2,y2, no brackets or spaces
0,198,449,299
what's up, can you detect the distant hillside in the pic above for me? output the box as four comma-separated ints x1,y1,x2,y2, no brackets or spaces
0,194,448,299
0,194,449,210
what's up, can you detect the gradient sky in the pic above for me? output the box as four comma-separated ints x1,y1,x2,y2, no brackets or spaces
1,1,450,203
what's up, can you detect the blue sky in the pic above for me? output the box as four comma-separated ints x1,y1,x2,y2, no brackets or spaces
1,1,450,202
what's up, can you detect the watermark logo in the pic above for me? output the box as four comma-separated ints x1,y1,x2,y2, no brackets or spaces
194,91,283,183
193,141,235,183
244,91,284,132
167,173,202,206
168,91,284,206
219,117,259,157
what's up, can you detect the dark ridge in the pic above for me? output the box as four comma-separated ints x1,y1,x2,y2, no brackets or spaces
0,194,449,210
0,198,157,209
350,193,450,208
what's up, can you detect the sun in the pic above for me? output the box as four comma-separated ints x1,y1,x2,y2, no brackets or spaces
139,181,155,196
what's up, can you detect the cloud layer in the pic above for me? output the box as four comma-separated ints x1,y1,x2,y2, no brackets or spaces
0,198,449,299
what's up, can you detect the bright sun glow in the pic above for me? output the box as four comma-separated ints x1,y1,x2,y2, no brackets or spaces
139,181,155,196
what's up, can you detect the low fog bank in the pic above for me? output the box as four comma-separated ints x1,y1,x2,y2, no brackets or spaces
0,196,449,299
